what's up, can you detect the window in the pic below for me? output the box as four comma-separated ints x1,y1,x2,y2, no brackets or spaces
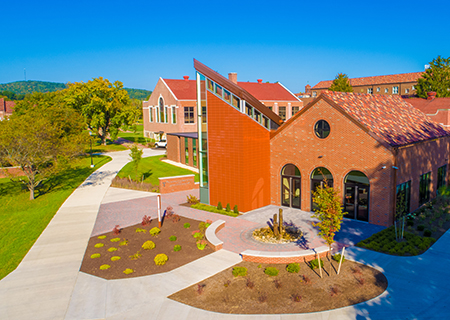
438,165,447,190
376,87,380,92
405,88,410,94
171,106,176,124
202,106,207,124
164,106,169,123
215,84,223,97
278,106,286,121
412,85,415,90
314,120,330,139
158,97,164,123
223,89,231,103
419,172,431,205
184,106,194,124
385,88,389,93
149,107,153,122
292,106,299,116
312,91,317,97
245,103,253,117
231,95,240,109
367,88,373,94
393,86,399,94
263,116,270,129
185,138,189,165
193,139,197,167
396,181,411,218
254,109,261,123
207,79,213,91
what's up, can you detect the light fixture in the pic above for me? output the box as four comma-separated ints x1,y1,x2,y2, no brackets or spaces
392,166,399,170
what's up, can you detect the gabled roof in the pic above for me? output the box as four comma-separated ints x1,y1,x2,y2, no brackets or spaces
404,97,450,115
320,91,449,147
237,82,300,101
312,72,423,90
162,79,197,100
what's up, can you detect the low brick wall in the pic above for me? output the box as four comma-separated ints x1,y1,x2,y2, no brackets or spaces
241,246,330,264
0,167,24,178
158,175,198,194
205,220,225,251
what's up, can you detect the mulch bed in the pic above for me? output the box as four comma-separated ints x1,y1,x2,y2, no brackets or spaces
80,216,212,280
169,258,388,314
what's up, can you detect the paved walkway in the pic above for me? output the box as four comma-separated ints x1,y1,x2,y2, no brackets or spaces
1,150,450,319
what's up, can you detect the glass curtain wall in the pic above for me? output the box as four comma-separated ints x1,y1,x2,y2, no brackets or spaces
197,72,209,204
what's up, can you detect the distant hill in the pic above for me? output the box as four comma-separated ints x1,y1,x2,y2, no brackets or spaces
0,80,152,100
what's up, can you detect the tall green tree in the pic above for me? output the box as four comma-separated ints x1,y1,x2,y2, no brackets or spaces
0,93,87,200
329,73,353,92
311,179,345,252
416,56,450,98
64,77,134,145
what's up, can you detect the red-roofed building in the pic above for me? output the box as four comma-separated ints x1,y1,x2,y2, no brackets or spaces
303,72,423,104
404,92,450,127
0,98,14,120
186,60,449,227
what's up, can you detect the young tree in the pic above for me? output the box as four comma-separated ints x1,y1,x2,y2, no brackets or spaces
130,145,143,176
64,77,134,145
0,93,87,200
329,73,353,92
416,55,450,98
311,179,345,253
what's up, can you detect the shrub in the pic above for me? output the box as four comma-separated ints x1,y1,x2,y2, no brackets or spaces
108,247,118,252
301,275,311,284
309,258,324,270
198,222,208,233
187,194,199,204
120,239,128,246
183,223,191,229
246,278,255,289
172,214,181,223
417,225,425,231
197,240,208,250
418,242,428,251
193,231,204,240
224,280,231,287
97,235,106,239
100,264,110,270
232,267,248,277
169,236,177,241
406,220,414,227
129,251,142,260
330,286,339,296
154,253,168,266
135,228,146,233
291,294,302,302
356,277,365,286
264,267,279,276
173,245,181,252
110,238,121,242
352,266,362,274
388,248,397,255
123,268,134,275
90,253,101,259
150,227,161,236
94,243,104,248
141,215,152,226
111,256,121,261
113,225,121,235
232,206,239,215
424,230,432,237
332,253,345,263
258,292,268,303
142,240,156,250
226,203,231,212
217,202,223,210
286,263,300,273
196,284,205,295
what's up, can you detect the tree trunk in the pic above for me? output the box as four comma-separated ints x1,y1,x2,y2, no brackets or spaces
29,185,35,200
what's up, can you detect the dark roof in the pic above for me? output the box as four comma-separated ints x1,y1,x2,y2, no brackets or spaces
320,91,449,147
313,72,423,90
193,59,283,126
404,97,450,114
167,132,198,139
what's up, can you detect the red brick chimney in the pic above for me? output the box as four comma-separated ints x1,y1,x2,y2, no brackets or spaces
427,92,436,100
228,72,237,84
257,79,262,84
183,76,189,81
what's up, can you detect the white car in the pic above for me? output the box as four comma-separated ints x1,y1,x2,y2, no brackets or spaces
155,139,167,148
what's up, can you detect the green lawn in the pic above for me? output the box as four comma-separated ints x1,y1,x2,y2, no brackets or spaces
0,155,111,280
117,155,199,185
89,139,128,153
118,124,154,145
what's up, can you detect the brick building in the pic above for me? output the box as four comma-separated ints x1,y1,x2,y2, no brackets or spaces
142,75,302,141
0,98,14,120
175,60,449,227
405,92,450,127
301,72,423,104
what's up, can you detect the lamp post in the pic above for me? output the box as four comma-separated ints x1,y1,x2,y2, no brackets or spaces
89,131,94,168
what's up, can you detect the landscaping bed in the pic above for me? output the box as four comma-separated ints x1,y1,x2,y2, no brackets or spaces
357,196,450,255
169,258,387,314
80,216,213,280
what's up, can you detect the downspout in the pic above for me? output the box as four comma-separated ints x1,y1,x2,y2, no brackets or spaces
392,147,398,226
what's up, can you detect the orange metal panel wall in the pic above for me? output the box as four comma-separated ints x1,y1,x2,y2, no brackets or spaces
207,91,271,212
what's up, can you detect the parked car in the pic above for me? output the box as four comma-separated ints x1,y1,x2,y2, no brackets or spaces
155,139,167,148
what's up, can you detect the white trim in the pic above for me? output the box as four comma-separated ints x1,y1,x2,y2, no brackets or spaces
425,109,450,117
277,82,302,102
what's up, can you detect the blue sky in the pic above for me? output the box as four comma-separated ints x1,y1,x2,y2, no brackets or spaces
1,0,449,93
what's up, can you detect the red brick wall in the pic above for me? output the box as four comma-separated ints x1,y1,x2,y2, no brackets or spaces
396,137,450,212
159,175,197,194
166,135,180,163
207,91,271,212
270,98,395,226
427,109,450,126
0,167,24,178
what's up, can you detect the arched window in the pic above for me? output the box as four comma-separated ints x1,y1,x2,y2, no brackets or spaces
344,171,370,222
310,167,333,211
281,164,301,209
159,97,165,123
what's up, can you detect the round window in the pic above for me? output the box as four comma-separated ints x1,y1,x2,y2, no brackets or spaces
314,120,330,139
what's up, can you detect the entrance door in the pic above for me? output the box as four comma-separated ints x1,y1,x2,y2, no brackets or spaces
281,164,301,209
344,171,370,222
